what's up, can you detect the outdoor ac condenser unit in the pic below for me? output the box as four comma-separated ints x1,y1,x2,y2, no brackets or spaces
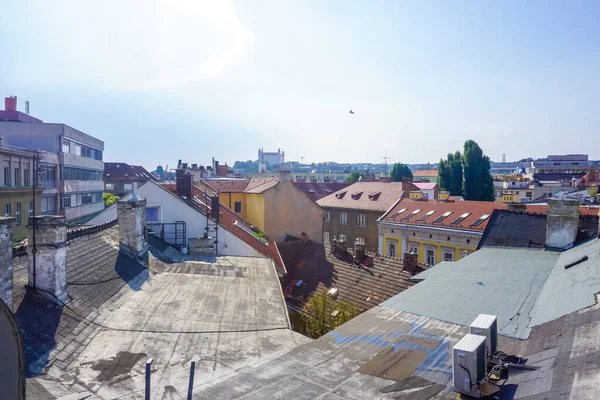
469,314,498,359
453,334,487,398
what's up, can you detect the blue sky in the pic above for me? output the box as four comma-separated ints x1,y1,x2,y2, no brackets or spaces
1,1,599,170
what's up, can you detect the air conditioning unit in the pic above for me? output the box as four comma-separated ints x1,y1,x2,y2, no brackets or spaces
453,334,487,397
470,314,498,359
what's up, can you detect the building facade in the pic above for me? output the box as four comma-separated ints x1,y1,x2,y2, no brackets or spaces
413,169,438,183
0,97,104,223
0,144,43,239
377,191,507,265
317,181,418,252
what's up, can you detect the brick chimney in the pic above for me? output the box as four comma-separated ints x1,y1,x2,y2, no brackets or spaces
354,241,366,263
403,252,418,273
5,96,17,111
0,217,15,309
546,199,580,249
27,216,68,304
117,198,148,259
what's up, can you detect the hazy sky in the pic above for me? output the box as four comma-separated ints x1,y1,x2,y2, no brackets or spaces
2,1,599,170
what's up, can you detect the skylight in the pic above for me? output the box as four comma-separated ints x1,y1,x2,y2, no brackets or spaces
470,214,490,227
402,209,422,220
390,208,407,219
451,212,471,225
417,210,436,222
433,211,453,223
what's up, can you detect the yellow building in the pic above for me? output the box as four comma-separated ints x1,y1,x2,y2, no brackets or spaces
377,191,507,265
196,173,324,242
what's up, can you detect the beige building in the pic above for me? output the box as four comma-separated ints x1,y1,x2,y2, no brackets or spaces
0,144,43,240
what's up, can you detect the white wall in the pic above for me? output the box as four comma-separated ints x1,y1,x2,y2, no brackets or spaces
88,182,264,258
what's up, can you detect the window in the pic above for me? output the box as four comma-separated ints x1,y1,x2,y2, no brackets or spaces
324,211,330,223
525,191,533,199
62,166,102,181
28,201,33,218
105,183,114,190
124,183,133,191
450,212,471,225
357,213,366,227
3,167,9,186
13,168,20,186
443,249,454,262
42,195,56,215
390,208,407,219
15,203,21,226
471,214,490,227
417,210,436,222
324,232,330,242
4,204,10,228
75,144,82,156
426,248,435,265
433,211,453,223
408,243,419,255
40,165,57,188
339,234,347,242
146,206,161,222
402,209,422,220
82,193,93,205
234,201,242,213
24,169,30,187
61,194,71,209
388,240,397,258
356,237,365,245
62,139,70,153
339,212,347,225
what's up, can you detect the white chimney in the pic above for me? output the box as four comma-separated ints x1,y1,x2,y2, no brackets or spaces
117,198,148,259
0,217,16,310
27,216,68,304
546,199,580,249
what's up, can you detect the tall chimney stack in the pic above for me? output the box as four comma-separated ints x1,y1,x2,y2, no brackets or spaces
27,216,68,304
0,217,16,309
546,199,580,249
5,96,17,111
117,198,148,259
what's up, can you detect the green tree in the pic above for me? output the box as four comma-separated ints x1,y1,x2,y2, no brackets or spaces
438,151,463,196
103,192,119,207
462,140,494,201
301,291,360,338
389,163,413,182
344,171,363,183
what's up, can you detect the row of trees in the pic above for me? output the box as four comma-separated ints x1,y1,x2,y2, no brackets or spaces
438,140,494,201
344,163,413,183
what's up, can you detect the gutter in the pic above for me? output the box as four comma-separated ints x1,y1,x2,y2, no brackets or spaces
377,221,484,237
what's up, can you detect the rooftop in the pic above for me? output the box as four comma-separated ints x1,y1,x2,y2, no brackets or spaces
413,169,438,177
293,182,351,202
413,181,438,190
317,181,418,212
15,227,306,399
277,240,421,313
103,162,155,181
198,177,280,194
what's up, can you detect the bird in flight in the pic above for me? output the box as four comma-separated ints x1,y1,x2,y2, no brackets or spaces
349,109,355,114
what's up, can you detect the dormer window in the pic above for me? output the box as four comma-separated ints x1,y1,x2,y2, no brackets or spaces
351,191,364,200
368,191,382,201
336,191,347,199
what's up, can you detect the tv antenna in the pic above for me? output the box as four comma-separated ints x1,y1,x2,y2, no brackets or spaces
382,156,391,175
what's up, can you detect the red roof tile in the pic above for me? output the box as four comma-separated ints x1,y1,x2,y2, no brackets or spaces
199,178,250,193
413,169,438,177
294,182,351,202
317,181,418,212
413,182,437,190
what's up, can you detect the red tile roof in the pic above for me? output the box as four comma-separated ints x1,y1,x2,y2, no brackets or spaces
294,182,352,202
277,240,421,312
317,181,418,212
104,162,156,181
413,169,438,177
199,178,250,193
413,182,437,190
382,198,600,231
160,183,284,271
244,177,279,193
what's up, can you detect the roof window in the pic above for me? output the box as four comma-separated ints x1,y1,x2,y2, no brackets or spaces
451,212,471,225
390,208,407,219
433,211,453,223
336,191,347,199
470,214,490,227
351,191,364,200
402,209,422,220
417,210,436,222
